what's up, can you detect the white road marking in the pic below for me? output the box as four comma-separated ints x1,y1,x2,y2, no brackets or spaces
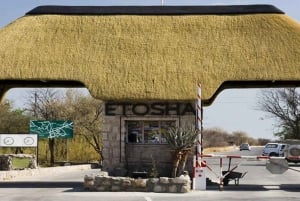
144,196,152,201
263,185,280,190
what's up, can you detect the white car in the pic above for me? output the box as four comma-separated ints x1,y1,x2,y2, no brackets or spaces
240,143,251,151
262,143,287,157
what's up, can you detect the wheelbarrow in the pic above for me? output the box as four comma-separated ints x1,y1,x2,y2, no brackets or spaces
222,170,247,185
222,157,247,185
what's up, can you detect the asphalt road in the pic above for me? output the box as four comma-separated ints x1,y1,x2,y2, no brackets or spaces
204,146,300,187
0,146,299,201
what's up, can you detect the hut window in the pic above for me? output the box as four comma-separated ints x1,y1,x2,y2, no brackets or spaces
126,120,176,144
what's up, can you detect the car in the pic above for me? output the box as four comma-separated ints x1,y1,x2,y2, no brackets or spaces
262,143,287,157
286,144,300,163
240,143,251,151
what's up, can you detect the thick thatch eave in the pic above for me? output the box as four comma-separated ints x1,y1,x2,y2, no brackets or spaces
0,5,300,105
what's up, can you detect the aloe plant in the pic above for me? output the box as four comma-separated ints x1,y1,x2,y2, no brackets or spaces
165,126,198,177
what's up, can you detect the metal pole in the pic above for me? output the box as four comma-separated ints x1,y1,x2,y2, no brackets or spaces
36,135,39,167
34,92,39,166
66,139,68,162
220,158,223,191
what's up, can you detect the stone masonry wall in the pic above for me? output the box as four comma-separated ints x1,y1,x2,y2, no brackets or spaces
125,144,173,177
84,172,191,193
102,116,125,173
0,154,37,170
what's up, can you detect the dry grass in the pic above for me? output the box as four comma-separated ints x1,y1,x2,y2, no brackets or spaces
0,13,300,103
203,146,236,154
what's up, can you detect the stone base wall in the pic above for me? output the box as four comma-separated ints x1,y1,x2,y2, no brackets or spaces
0,154,37,170
0,155,12,170
84,172,191,193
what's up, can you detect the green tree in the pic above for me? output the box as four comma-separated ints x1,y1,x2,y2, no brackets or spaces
60,89,104,165
25,89,63,166
0,101,30,133
4,88,102,164
0,100,30,154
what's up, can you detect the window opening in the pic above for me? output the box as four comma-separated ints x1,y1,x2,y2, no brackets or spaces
126,120,176,144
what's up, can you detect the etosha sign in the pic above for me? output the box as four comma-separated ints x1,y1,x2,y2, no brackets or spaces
105,102,195,116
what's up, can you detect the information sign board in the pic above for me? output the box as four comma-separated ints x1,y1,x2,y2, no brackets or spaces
30,120,73,139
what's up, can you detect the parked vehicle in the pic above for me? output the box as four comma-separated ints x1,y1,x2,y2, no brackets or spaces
262,143,287,157
283,139,300,163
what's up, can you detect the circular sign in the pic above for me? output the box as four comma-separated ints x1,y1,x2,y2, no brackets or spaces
24,137,35,145
3,137,14,145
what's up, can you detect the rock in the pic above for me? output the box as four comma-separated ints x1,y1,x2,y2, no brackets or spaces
135,178,147,188
153,184,165,193
159,177,169,184
168,185,178,193
180,185,190,193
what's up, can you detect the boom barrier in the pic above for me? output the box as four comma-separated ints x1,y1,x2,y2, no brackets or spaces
195,154,300,191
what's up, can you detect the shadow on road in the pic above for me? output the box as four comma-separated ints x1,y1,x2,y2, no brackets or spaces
207,184,300,192
0,181,83,191
0,181,299,193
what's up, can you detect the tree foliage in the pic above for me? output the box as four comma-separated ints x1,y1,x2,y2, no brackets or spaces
202,127,266,147
257,88,300,140
0,101,30,133
61,89,104,164
202,128,229,147
1,88,104,166
25,89,64,166
0,100,31,154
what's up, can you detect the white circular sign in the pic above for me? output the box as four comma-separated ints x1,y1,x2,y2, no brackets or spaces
3,137,14,145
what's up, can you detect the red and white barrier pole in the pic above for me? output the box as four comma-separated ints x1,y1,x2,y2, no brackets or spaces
193,83,206,190
197,83,202,166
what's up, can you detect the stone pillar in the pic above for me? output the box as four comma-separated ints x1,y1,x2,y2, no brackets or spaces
102,116,126,174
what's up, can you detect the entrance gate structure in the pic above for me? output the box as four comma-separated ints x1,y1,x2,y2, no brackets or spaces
1,4,300,190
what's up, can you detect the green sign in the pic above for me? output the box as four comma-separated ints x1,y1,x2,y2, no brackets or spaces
30,120,73,139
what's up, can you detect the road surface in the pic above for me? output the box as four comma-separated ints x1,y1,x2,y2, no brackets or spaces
0,146,299,201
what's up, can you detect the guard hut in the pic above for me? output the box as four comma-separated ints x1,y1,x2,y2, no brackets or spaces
103,101,195,177
1,5,300,177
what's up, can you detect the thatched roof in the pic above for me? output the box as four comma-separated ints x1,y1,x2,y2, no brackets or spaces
0,5,300,105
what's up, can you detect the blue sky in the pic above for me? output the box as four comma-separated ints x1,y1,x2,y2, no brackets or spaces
1,0,300,140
